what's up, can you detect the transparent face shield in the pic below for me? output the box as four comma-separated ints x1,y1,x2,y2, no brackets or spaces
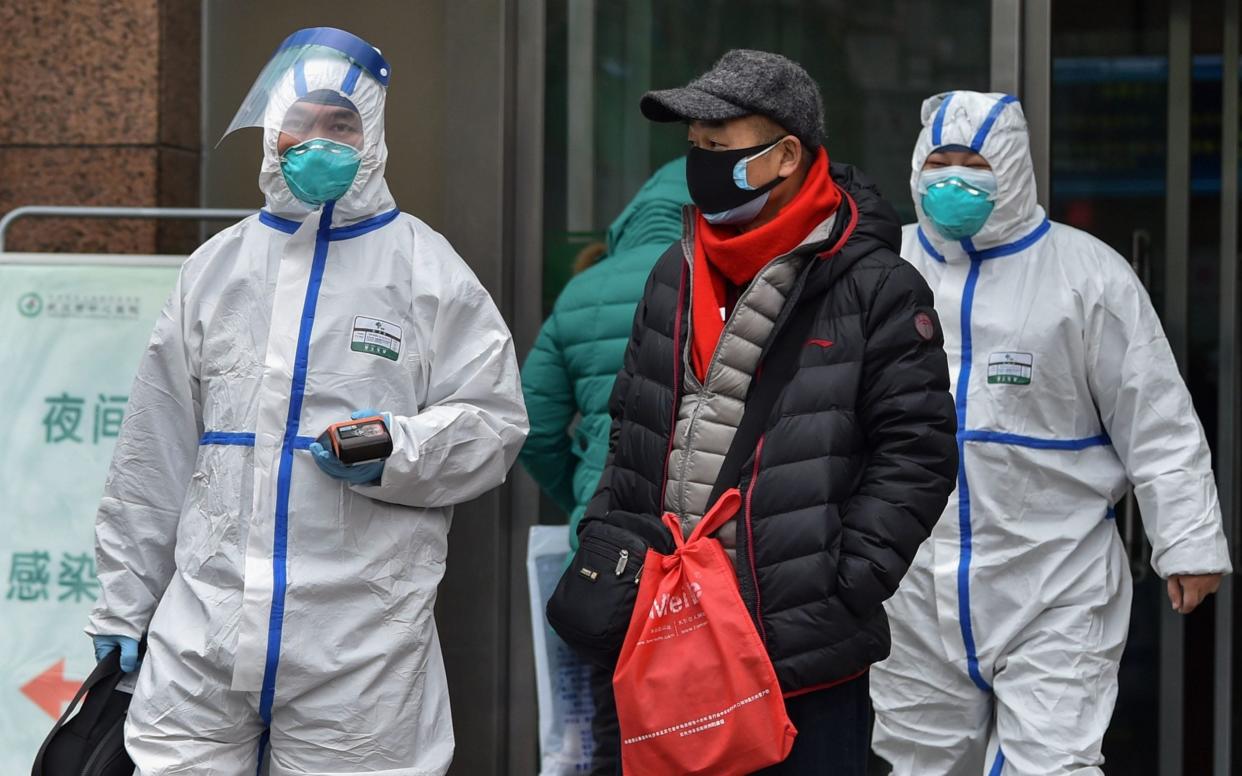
220,27,390,146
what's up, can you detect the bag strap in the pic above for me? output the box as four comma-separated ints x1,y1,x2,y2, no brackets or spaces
708,292,818,504
689,489,743,542
663,488,743,548
31,654,122,776
707,192,859,506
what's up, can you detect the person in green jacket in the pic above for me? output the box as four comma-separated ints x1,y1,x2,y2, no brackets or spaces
520,157,690,551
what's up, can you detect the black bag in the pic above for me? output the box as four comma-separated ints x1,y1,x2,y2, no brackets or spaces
31,652,135,776
547,272,819,668
546,518,655,666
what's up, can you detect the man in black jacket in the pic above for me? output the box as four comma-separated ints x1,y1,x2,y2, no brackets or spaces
581,50,958,775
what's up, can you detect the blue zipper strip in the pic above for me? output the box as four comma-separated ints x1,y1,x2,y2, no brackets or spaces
258,200,335,726
254,729,270,776
955,257,992,693
988,748,1006,776
926,204,1053,699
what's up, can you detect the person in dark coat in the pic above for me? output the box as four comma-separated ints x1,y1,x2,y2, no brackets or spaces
580,50,959,775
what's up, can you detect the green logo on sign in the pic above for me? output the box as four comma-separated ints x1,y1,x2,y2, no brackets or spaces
351,341,400,361
987,352,1034,385
350,315,403,362
18,292,43,317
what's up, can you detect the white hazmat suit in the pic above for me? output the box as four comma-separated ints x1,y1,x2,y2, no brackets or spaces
87,28,528,775
870,90,1231,775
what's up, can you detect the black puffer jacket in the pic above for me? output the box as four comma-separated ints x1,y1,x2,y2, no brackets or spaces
583,163,958,691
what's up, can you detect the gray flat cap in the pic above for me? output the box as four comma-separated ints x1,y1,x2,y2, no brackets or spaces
641,49,825,150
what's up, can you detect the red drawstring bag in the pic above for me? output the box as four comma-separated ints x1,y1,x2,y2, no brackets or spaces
612,489,797,775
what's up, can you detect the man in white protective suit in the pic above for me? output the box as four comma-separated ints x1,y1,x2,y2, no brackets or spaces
870,90,1232,775
85,27,528,775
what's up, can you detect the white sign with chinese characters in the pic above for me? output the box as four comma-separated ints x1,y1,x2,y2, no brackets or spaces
0,259,179,771
527,525,596,775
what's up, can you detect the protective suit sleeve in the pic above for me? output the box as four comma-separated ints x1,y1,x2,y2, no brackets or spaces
87,271,202,640
836,261,959,616
1085,251,1232,577
518,312,578,515
351,248,528,508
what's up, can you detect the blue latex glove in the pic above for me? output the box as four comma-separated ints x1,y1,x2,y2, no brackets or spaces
92,635,140,673
351,408,392,426
310,409,389,485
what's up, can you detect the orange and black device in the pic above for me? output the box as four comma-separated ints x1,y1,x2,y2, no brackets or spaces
316,416,393,465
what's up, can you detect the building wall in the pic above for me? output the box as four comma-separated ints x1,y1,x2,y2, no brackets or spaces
0,0,201,253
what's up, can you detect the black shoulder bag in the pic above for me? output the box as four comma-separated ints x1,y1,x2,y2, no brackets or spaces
31,652,135,776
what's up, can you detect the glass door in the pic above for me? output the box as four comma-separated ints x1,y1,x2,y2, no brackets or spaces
1047,6,1169,769
542,0,994,321
1042,1,1240,773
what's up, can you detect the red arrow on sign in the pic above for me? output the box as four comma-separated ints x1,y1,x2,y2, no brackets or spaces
21,660,82,719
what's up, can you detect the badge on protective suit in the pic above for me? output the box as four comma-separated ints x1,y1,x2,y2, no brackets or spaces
351,316,402,361
988,351,1033,385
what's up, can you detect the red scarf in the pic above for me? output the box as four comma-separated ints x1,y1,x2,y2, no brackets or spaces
690,147,841,380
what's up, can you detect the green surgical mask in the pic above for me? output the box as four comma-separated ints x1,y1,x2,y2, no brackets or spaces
280,137,361,206
918,166,998,241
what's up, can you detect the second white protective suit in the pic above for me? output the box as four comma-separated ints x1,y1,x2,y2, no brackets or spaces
870,90,1231,775
87,28,528,775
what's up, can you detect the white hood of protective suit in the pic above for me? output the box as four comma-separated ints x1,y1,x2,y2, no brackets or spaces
259,56,396,226
910,91,1044,261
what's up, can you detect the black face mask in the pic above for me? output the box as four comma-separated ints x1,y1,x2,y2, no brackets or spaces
685,138,788,216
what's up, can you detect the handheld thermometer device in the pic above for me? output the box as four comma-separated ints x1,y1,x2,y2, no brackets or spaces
316,416,393,465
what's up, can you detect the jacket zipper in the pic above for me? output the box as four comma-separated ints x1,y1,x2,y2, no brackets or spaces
581,537,637,573
744,435,767,642
673,214,802,521
730,200,859,634
658,260,688,514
